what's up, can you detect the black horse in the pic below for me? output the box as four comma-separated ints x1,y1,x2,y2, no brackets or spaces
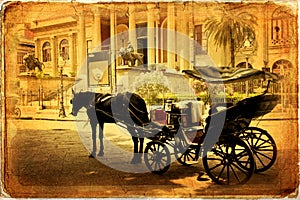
70,90,150,164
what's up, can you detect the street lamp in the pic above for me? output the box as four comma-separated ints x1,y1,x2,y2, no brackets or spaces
58,54,66,118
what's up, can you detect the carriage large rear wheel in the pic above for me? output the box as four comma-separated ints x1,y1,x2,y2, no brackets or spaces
239,127,277,173
144,141,171,175
202,136,255,185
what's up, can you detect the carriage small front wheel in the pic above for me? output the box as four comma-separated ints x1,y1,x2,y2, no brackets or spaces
176,147,199,166
144,141,171,175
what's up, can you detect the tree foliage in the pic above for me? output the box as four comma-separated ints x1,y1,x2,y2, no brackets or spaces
133,71,170,105
205,8,257,68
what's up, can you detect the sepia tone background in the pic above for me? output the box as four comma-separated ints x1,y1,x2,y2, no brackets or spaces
1,0,299,198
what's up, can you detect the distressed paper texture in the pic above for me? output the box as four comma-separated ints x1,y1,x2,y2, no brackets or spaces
1,0,299,198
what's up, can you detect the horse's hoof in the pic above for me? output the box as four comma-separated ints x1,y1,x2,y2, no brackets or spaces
97,151,104,157
130,159,137,164
89,153,96,158
130,157,142,164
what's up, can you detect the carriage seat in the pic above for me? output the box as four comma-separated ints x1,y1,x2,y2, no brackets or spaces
182,125,204,144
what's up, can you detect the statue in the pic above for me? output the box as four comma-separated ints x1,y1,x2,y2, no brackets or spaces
119,41,144,67
23,53,44,72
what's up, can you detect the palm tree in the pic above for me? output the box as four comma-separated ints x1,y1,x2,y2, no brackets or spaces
205,7,257,68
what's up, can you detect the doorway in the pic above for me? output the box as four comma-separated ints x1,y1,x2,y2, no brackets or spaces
137,37,148,65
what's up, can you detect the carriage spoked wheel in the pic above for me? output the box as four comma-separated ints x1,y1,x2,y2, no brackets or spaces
176,147,199,166
238,127,277,173
144,141,171,175
202,136,255,185
174,129,199,166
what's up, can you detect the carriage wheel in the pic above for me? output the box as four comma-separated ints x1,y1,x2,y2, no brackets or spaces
239,127,277,173
144,141,171,175
203,136,255,185
176,147,199,166
174,131,196,166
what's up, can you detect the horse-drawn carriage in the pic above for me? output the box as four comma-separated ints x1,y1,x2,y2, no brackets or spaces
143,66,280,185
71,66,280,185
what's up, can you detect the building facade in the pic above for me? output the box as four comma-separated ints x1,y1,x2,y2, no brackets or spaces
4,1,298,108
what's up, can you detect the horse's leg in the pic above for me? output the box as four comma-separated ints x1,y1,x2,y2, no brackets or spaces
129,59,133,67
132,58,136,66
131,136,142,164
139,138,144,154
90,122,97,158
98,122,104,156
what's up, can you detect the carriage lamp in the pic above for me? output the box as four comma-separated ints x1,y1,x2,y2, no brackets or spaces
58,54,66,118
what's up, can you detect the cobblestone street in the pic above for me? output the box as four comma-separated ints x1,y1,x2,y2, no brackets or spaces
3,115,298,198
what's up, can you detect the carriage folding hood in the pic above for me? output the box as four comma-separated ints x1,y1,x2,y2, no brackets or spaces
182,66,281,84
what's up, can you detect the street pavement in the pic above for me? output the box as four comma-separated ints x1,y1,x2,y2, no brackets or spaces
2,109,299,198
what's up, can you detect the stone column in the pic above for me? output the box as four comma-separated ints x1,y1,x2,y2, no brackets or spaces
262,5,269,65
147,4,156,65
93,9,102,51
77,11,87,71
35,38,40,61
50,36,57,76
188,2,194,70
177,5,190,70
69,33,76,74
155,19,159,64
128,5,137,50
110,7,116,93
167,3,176,68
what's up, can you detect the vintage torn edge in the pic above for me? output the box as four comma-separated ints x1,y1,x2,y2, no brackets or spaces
1,0,299,198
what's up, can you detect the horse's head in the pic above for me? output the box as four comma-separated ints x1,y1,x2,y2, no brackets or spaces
70,89,88,116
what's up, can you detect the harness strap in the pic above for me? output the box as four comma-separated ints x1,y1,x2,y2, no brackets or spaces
123,93,147,114
93,107,148,127
86,94,112,110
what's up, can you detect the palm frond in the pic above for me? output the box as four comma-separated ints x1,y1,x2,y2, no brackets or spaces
204,8,257,67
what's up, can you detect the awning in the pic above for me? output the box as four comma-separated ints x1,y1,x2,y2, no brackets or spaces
182,66,281,83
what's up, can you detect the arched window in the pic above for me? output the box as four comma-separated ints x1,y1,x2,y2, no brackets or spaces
42,42,51,62
272,59,296,106
59,39,69,60
271,6,296,46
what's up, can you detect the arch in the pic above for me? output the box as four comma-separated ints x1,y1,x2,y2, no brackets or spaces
59,39,69,60
236,62,253,68
272,59,296,101
272,59,292,74
42,41,51,62
116,24,129,50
